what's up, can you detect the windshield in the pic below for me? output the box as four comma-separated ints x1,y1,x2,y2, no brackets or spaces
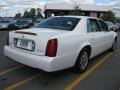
35,17,80,31
105,21,114,26
15,20,29,25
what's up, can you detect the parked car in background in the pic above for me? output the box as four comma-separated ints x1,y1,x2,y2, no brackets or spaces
14,19,33,29
115,21,120,31
114,24,119,31
105,21,117,31
4,16,117,73
25,18,33,23
34,18,44,26
0,19,13,30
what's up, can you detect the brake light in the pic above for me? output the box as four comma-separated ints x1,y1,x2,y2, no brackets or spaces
6,35,9,46
45,39,57,57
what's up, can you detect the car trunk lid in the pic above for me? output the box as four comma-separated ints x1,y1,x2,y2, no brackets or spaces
9,28,68,56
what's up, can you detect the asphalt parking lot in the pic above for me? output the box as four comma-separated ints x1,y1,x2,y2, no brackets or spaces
0,31,120,90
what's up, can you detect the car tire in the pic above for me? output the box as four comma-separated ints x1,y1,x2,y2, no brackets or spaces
109,39,117,52
74,48,89,73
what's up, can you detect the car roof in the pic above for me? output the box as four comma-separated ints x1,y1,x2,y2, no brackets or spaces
54,15,101,20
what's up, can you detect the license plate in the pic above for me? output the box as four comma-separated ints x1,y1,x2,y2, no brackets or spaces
15,38,35,51
20,39,28,47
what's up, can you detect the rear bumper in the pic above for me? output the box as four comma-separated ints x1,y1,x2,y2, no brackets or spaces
4,46,55,72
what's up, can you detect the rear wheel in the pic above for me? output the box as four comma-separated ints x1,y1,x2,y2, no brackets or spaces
74,49,89,73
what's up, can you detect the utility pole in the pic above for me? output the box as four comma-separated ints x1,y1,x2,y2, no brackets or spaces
0,7,1,17
4,9,9,17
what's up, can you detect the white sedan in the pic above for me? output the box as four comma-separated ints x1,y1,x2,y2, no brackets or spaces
4,16,117,73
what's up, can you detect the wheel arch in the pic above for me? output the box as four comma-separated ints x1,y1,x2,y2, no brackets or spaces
73,44,92,72
75,43,92,65
79,45,92,58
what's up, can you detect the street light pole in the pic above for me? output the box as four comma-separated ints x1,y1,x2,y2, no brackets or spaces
4,9,8,17
0,7,1,17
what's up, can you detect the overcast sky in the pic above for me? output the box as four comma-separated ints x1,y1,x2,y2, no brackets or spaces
0,0,119,17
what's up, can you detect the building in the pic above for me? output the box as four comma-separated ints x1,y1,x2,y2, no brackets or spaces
44,3,113,18
44,2,120,19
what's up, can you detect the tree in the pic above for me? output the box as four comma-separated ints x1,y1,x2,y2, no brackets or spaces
22,8,43,18
72,4,81,15
15,13,21,18
23,10,30,18
19,8,43,22
23,8,36,18
22,8,36,22
36,8,43,18
102,10,116,22
29,8,36,18
30,8,36,22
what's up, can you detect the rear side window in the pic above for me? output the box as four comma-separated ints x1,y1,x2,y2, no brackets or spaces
87,19,100,32
99,20,108,31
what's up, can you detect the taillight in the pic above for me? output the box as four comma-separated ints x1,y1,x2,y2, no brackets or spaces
45,39,57,57
6,35,9,46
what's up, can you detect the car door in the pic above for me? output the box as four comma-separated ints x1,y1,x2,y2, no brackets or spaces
87,19,106,58
98,20,114,51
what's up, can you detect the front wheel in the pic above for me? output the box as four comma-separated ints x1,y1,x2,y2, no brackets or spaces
110,40,117,52
74,49,89,73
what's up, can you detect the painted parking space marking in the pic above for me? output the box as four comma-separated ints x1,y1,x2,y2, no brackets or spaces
4,73,42,90
0,65,23,76
65,52,113,90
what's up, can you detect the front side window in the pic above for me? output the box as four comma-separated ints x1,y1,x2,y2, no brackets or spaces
35,17,80,31
99,20,108,31
87,19,100,32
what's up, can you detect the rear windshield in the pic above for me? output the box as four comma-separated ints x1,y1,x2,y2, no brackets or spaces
35,17,80,31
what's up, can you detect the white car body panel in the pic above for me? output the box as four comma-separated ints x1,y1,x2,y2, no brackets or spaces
9,28,69,56
4,16,117,72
